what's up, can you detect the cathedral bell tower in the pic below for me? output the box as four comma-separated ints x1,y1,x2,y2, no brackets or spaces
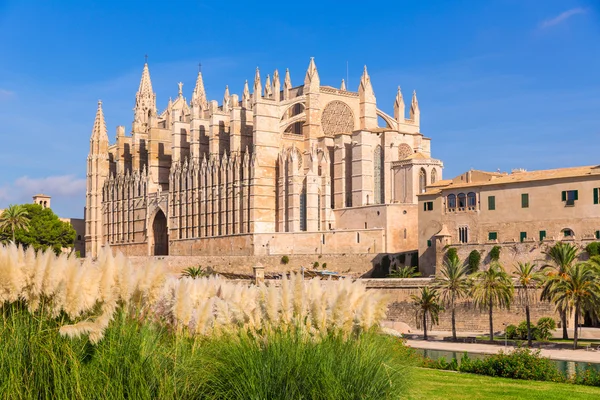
85,100,110,258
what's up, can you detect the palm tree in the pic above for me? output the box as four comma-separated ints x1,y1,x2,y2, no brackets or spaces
551,263,600,349
411,287,443,340
389,265,421,278
433,256,471,341
541,241,579,339
0,205,30,243
513,262,545,346
471,262,514,341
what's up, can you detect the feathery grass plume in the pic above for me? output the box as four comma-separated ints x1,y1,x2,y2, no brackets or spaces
280,274,293,325
194,297,215,335
308,278,328,336
0,243,26,302
173,277,194,330
291,272,306,322
264,282,280,326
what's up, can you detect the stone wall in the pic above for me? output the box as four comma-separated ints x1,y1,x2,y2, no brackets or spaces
364,278,559,332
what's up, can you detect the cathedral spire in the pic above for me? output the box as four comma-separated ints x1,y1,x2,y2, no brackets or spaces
253,67,262,98
223,85,230,110
133,62,157,129
265,74,272,97
192,70,208,110
394,86,405,122
340,79,346,91
242,80,250,108
91,100,108,143
359,65,375,98
304,57,320,90
283,68,292,100
410,90,420,125
273,69,280,100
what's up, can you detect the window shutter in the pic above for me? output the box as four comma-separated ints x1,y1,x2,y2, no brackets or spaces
594,188,599,205
423,203,426,211
561,191,566,201
596,231,600,239
488,196,495,210
427,240,432,247
539,230,546,241
520,232,526,242
574,190,579,201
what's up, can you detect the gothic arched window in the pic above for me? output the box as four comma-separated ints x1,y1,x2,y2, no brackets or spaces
374,145,384,204
447,194,456,209
419,168,427,194
431,169,437,184
300,181,307,232
467,192,477,209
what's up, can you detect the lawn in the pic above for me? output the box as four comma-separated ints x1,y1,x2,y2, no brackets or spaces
407,368,600,400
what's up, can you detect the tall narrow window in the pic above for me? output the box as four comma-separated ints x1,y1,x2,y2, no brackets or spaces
431,169,437,184
419,168,427,194
457,193,466,209
458,226,469,243
374,145,384,204
317,190,321,231
345,143,353,207
488,195,496,210
521,193,529,208
300,183,307,231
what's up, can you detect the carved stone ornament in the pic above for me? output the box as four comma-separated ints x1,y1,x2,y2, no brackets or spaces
321,101,354,136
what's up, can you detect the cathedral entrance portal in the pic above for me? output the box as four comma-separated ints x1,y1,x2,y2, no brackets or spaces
152,210,168,256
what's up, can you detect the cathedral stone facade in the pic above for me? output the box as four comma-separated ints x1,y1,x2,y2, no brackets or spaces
85,59,443,258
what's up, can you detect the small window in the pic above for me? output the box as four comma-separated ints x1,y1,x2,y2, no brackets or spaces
457,193,466,209
488,232,498,241
539,230,546,241
77,235,82,241
447,194,456,209
423,201,433,211
488,196,495,211
595,230,600,239
521,193,529,208
427,239,432,247
357,232,360,243
562,190,578,206
520,232,527,242
594,188,599,205
563,228,574,237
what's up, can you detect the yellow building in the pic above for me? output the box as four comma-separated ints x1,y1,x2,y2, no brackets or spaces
418,166,600,275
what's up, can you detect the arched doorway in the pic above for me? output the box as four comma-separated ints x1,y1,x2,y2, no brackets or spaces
152,210,168,256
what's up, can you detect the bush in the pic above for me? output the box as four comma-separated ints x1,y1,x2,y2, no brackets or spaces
388,266,421,278
459,348,564,382
505,324,518,340
446,248,458,263
313,261,320,269
281,255,290,265
467,250,481,274
196,331,412,399
489,245,501,262
321,263,327,269
516,321,538,341
586,242,600,257
536,317,556,341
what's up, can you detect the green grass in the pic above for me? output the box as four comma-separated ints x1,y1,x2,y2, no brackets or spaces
407,368,600,400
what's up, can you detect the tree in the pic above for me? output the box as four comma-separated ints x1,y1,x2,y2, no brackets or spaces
541,241,578,339
513,262,545,346
411,287,443,340
471,262,514,341
467,250,481,274
7,204,76,254
433,256,471,341
388,265,421,278
0,205,30,243
550,263,600,349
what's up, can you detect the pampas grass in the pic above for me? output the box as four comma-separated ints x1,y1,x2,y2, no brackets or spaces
0,243,389,343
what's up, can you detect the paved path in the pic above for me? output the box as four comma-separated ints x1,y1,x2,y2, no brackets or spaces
405,339,600,364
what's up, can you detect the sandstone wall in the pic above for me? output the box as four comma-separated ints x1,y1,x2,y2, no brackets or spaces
364,278,559,332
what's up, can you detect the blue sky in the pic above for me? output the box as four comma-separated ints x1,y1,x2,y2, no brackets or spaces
0,0,598,218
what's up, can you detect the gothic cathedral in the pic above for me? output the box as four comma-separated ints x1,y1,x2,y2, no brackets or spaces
85,59,442,258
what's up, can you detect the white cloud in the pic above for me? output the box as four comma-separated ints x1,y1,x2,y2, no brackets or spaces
539,7,587,29
0,175,86,205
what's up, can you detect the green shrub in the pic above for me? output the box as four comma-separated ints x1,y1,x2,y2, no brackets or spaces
516,321,538,341
535,317,557,341
181,266,210,279
321,262,327,269
458,348,564,382
281,255,290,265
505,324,518,340
585,242,600,257
388,266,421,278
467,250,481,274
572,367,600,386
195,330,412,399
489,245,501,262
446,248,458,263
313,261,320,269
